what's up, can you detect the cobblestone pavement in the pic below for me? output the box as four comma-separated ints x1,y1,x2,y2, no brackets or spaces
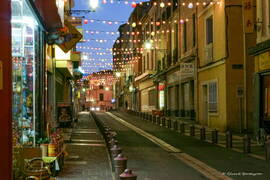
109,111,270,180
57,112,113,180
95,112,208,180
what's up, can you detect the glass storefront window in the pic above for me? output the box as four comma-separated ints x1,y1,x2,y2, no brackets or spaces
11,0,40,146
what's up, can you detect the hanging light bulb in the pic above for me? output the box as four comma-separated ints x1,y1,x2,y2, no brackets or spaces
160,2,165,8
132,22,136,27
131,2,137,8
188,3,193,9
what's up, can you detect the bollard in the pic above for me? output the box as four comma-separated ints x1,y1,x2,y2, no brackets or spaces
156,116,161,126
106,131,116,142
200,127,206,140
190,125,195,136
243,134,251,153
161,117,166,127
173,120,178,131
180,123,185,134
143,112,147,120
109,138,118,148
114,154,128,180
153,115,157,124
265,136,270,161
226,131,233,148
110,145,122,158
211,129,218,144
166,118,171,129
145,113,149,121
143,113,146,120
119,169,137,180
149,114,152,122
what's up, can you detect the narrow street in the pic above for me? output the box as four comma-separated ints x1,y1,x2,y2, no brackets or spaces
93,111,270,180
57,112,113,180
94,112,208,180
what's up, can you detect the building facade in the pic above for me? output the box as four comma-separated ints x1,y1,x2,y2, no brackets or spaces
113,0,257,133
250,0,270,134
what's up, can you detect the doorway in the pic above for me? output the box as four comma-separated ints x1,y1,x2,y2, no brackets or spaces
202,84,208,126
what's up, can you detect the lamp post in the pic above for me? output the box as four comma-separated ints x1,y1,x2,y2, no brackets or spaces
89,0,99,11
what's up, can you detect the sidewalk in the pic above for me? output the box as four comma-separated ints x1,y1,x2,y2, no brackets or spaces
113,110,270,180
125,110,266,160
57,112,113,180
170,116,266,160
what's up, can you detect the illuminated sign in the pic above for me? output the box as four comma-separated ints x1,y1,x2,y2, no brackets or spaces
55,46,71,60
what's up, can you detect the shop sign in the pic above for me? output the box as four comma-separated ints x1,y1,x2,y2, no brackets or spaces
158,83,165,91
243,0,254,33
0,61,3,90
68,17,82,27
167,71,180,84
58,21,83,53
180,63,194,79
258,51,270,71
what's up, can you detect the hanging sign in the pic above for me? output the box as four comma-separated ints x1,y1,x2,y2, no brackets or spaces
0,61,3,90
243,0,254,33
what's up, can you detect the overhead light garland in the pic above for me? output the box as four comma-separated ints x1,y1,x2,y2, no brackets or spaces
81,17,190,25
100,0,220,8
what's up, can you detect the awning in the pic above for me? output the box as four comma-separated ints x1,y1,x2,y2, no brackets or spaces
35,0,63,30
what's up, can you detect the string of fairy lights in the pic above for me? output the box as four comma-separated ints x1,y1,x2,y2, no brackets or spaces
78,0,221,74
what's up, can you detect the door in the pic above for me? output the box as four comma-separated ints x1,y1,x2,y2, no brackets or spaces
202,84,208,126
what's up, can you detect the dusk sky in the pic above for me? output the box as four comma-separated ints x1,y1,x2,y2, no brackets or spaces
74,0,141,75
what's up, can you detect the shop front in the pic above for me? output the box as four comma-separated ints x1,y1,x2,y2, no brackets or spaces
253,50,270,133
11,0,45,147
138,78,156,112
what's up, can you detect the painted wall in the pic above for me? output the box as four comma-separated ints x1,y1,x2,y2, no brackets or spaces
198,64,227,131
0,0,12,178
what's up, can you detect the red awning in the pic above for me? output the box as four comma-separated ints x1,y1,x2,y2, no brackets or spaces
35,0,63,31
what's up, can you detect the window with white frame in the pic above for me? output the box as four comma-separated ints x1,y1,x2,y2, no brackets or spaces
208,81,217,112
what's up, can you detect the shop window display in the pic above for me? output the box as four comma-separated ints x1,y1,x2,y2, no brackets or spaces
11,0,41,146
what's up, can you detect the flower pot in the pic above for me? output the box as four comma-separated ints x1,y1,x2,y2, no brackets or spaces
40,144,48,157
48,143,57,157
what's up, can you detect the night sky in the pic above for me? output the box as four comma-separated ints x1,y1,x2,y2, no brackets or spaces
74,0,139,75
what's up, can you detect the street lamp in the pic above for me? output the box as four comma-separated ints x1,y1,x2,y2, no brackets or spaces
89,0,99,10
144,41,152,50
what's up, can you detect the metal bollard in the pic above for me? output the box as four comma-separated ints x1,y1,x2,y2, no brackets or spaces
226,131,233,148
149,114,152,122
200,127,206,140
211,129,218,144
119,169,137,180
109,138,118,148
173,120,178,131
190,125,195,136
145,113,149,121
110,145,122,158
156,116,161,126
180,123,185,134
265,136,270,161
243,134,251,153
161,117,166,127
166,118,171,129
114,154,128,180
153,115,157,124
